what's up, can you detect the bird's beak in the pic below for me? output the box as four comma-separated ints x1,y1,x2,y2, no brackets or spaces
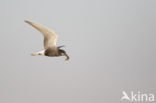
65,54,69,61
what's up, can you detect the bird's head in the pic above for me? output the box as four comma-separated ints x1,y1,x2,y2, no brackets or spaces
58,49,69,61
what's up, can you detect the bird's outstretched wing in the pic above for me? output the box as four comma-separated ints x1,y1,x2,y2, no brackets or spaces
25,20,58,50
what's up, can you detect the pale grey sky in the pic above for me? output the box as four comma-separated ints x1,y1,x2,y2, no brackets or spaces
0,0,156,103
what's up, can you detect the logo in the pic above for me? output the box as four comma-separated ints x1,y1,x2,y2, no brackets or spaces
121,91,155,102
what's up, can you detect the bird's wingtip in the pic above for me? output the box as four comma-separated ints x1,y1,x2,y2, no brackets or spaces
24,20,31,23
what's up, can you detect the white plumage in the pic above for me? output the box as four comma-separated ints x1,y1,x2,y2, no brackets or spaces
25,20,69,60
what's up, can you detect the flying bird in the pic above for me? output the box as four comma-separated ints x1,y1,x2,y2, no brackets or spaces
25,20,69,61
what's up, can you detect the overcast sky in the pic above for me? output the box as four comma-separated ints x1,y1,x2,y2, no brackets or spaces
0,0,156,103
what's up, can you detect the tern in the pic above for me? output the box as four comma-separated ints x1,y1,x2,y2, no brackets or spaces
25,20,69,61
